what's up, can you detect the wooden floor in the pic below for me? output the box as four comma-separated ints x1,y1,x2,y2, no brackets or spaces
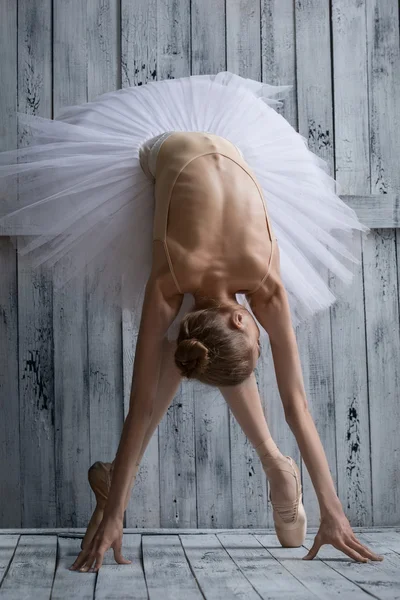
0,528,399,599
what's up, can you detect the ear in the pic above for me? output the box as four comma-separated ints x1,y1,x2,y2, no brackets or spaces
230,308,245,330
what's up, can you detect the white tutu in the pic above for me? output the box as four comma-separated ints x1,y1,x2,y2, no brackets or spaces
0,71,369,343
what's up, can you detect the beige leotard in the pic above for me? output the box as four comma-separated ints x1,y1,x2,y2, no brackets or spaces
150,131,276,296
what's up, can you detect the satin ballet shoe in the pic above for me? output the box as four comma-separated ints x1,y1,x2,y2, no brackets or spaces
81,461,114,550
265,455,307,547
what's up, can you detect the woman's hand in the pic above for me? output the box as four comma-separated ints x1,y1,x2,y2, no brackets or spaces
302,509,384,563
69,515,131,573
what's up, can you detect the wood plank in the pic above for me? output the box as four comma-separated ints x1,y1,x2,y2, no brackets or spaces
17,0,56,530
52,0,91,529
0,535,19,586
192,0,225,75
294,0,337,528
262,0,298,127
365,0,400,527
359,531,400,555
51,537,96,599
121,0,157,88
86,0,124,526
302,532,400,599
256,533,373,599
344,194,400,227
226,0,261,78
259,0,299,531
94,534,148,600
142,535,203,599
330,0,372,526
3,526,400,535
0,0,20,530
226,0,268,530
156,0,198,529
0,535,56,600
217,532,317,599
180,533,261,599
121,0,160,528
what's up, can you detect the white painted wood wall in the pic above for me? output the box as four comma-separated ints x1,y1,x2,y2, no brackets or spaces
0,0,399,529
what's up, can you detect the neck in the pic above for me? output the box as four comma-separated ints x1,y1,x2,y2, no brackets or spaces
192,289,238,311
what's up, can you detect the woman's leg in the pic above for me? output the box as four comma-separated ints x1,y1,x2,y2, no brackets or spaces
218,372,298,506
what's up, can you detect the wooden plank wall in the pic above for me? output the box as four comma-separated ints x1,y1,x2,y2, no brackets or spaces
0,0,399,529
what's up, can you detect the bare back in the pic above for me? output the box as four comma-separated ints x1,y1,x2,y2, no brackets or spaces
151,131,277,300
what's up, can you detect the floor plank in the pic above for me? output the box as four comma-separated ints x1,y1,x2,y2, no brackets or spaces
217,533,317,599
142,535,203,599
0,535,19,586
94,534,147,600
0,535,56,600
51,537,96,600
302,532,400,600
180,533,262,599
256,533,373,599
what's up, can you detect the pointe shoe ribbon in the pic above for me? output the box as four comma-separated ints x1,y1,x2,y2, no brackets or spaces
264,456,307,547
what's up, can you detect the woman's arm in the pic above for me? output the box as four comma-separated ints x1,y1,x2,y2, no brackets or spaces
249,280,343,517
102,273,183,521
246,246,382,562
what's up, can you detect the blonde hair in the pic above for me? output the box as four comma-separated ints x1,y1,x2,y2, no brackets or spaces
174,302,255,386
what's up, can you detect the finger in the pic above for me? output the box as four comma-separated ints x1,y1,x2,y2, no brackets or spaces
69,549,91,571
113,544,132,565
302,536,323,560
336,542,369,563
91,548,106,573
347,537,384,562
77,552,96,573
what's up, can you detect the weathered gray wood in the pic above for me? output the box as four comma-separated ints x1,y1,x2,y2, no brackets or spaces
344,194,400,227
262,0,298,127
180,533,262,599
94,534,148,600
51,537,96,599
260,0,299,531
217,532,317,599
256,533,373,599
1,1,400,532
142,535,203,599
365,0,400,527
302,532,400,599
226,0,269,530
226,0,261,78
294,0,337,527
17,0,56,530
86,0,123,525
191,0,233,531
330,0,372,526
121,0,160,528
52,0,91,529
0,535,56,600
0,0,20,530
121,0,157,89
0,535,19,586
157,0,199,529
358,531,400,556
192,0,225,75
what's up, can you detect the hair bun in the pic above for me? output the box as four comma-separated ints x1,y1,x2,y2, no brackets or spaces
175,338,210,377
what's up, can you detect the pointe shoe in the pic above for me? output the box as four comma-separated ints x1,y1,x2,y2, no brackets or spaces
265,456,307,547
81,461,114,550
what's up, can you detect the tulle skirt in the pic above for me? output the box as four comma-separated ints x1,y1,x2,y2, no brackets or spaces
0,71,370,343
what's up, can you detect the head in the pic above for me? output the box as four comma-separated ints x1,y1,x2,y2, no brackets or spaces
174,299,261,386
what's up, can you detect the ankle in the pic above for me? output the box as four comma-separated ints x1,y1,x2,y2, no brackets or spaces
255,438,286,467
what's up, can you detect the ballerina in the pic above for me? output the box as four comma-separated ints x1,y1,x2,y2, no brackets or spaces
0,72,383,572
